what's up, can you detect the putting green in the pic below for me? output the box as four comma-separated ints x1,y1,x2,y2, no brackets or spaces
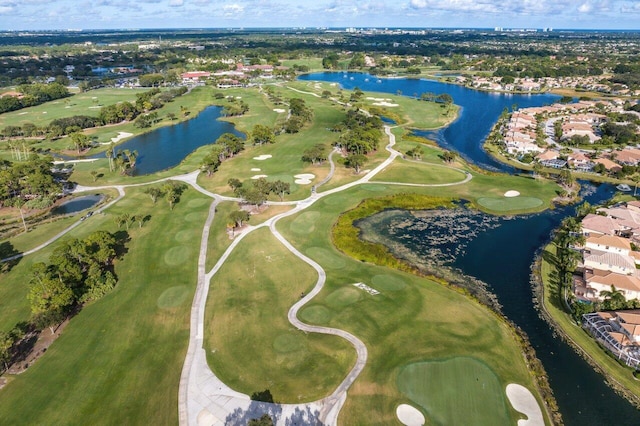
325,286,362,308
477,196,542,212
184,212,204,222
397,357,511,426
273,333,305,354
164,246,192,266
174,229,193,243
157,285,190,308
299,305,333,325
290,211,321,235
306,247,347,269
187,198,209,208
372,274,406,291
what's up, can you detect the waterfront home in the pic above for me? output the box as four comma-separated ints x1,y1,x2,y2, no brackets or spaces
585,234,632,256
581,213,633,237
583,311,640,369
583,251,636,275
593,158,622,173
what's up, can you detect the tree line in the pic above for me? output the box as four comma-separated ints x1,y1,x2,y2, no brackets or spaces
0,87,187,139
0,82,69,114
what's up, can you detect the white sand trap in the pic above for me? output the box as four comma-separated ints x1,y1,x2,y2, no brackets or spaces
251,174,268,179
294,173,316,185
373,102,399,107
110,131,133,144
506,384,544,426
250,168,261,172
88,106,101,109
504,190,521,198
253,155,273,161
273,108,286,113
18,112,28,115
396,404,425,426
42,111,47,114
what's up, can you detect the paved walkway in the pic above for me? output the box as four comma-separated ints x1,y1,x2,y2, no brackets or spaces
1,123,473,426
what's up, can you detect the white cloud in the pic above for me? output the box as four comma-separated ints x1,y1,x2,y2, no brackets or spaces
169,0,184,6
410,0,427,8
223,3,244,16
578,3,592,12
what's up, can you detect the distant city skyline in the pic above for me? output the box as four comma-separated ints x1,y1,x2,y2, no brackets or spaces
1,0,639,31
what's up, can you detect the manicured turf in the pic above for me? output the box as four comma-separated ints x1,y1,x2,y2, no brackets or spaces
372,160,468,185
0,186,209,424
276,185,550,425
477,196,543,212
204,228,356,402
397,357,511,426
0,88,149,128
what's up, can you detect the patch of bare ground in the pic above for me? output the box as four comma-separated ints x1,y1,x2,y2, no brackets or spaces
1,319,69,384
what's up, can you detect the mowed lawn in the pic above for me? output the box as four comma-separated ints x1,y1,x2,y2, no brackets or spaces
0,88,149,129
276,185,548,425
397,357,511,426
372,160,468,185
204,227,356,402
0,186,209,424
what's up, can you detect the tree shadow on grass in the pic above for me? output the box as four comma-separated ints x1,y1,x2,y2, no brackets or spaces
0,240,21,273
113,230,130,259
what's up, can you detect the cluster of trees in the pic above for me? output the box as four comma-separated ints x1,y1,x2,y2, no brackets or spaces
143,181,188,210
251,124,276,145
28,231,120,332
106,147,138,175
301,144,328,165
601,121,639,145
283,98,313,133
0,82,69,114
200,133,245,176
334,109,383,155
221,97,249,117
406,145,424,160
228,177,290,208
0,155,60,209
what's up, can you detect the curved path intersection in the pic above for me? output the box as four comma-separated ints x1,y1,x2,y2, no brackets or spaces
2,126,472,426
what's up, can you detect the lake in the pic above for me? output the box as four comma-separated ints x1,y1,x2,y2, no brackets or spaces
301,72,640,424
95,105,243,175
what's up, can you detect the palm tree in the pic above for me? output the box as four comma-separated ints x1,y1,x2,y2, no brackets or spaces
600,285,626,310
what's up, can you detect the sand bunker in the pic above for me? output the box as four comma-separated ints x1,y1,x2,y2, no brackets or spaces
253,155,273,161
294,173,315,185
367,97,392,101
251,174,268,179
273,108,286,113
504,190,521,198
506,384,544,426
250,168,261,172
110,132,133,144
373,102,399,107
396,404,425,426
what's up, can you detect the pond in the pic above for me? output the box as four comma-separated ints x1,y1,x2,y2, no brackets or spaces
92,105,243,175
51,194,103,216
301,72,640,424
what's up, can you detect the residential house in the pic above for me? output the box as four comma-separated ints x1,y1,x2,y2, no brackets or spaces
583,310,640,368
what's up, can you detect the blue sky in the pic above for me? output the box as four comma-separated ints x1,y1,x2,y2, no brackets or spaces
1,0,639,31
